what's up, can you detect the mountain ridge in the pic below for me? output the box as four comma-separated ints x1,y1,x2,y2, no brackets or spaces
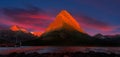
10,25,28,33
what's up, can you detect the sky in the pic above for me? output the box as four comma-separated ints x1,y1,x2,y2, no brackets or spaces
0,0,120,36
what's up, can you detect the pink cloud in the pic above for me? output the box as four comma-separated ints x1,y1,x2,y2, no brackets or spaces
0,19,46,32
0,7,55,32
75,15,117,32
0,7,120,35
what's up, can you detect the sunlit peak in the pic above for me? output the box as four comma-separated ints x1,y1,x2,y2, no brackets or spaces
10,25,27,32
46,10,84,33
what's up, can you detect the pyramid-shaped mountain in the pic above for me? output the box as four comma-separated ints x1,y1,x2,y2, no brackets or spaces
10,25,27,32
46,10,84,33
40,10,91,45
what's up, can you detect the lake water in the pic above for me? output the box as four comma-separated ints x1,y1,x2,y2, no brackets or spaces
0,46,120,55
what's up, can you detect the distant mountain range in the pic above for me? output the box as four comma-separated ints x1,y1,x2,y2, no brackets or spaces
0,10,120,46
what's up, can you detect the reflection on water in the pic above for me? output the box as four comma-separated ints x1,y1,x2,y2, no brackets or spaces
0,46,120,54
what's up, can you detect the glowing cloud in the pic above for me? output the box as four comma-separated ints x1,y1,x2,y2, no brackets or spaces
0,7,54,32
0,6,119,35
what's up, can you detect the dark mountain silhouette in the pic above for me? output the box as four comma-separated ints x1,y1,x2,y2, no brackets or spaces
0,29,35,43
93,33,106,39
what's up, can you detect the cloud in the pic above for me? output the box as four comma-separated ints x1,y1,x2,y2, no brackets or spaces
75,15,116,31
0,23,9,29
72,15,120,35
75,14,120,35
0,6,54,32
0,6,119,35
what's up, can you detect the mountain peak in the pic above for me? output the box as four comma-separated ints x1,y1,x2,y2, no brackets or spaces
46,10,84,33
10,25,19,31
31,32,42,37
10,25,27,32
59,10,69,14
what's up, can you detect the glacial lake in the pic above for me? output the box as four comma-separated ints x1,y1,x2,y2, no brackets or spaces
0,46,120,55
